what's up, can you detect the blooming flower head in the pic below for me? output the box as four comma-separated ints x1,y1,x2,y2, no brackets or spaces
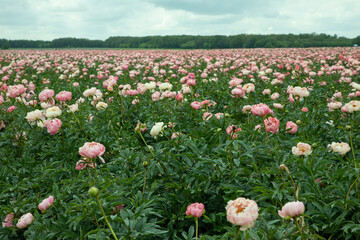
16,213,34,229
226,197,259,231
25,109,45,125
191,101,201,110
8,84,26,98
292,142,312,156
96,101,108,110
264,117,280,134
278,201,305,219
2,213,14,227
55,91,72,102
186,203,205,218
328,142,351,155
45,106,62,118
45,118,62,135
150,122,165,138
38,196,54,212
251,103,270,116
286,121,298,134
79,142,106,159
39,89,55,102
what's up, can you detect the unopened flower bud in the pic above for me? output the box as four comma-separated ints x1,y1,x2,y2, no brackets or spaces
346,125,351,130
142,161,149,167
88,187,99,198
279,164,290,174
311,143,317,148
296,120,302,125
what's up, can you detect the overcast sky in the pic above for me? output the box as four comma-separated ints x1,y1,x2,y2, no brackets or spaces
1,0,359,40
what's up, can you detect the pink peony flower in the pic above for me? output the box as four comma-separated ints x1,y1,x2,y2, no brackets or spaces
39,89,55,102
8,84,26,98
226,125,242,139
45,118,62,135
202,112,213,121
231,87,246,98
301,107,308,112
55,91,72,102
186,203,205,218
2,213,14,227
176,93,183,101
151,91,161,101
226,197,258,231
278,201,305,219
286,121,298,134
191,101,201,110
264,117,280,134
16,213,34,229
7,106,16,113
38,196,54,212
251,103,270,116
79,142,105,159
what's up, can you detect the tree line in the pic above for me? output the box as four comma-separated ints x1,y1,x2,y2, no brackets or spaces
1,34,360,49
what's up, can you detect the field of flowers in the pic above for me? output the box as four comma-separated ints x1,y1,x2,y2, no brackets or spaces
0,48,360,239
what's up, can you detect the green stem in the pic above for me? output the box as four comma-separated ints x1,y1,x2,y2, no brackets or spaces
262,117,271,153
195,217,199,240
344,173,360,210
142,167,147,195
138,131,155,157
96,196,118,240
295,217,304,240
348,130,357,168
309,161,323,200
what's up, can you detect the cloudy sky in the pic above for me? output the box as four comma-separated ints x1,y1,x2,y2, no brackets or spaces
1,0,359,40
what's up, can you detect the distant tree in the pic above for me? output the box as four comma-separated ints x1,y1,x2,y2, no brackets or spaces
1,41,10,50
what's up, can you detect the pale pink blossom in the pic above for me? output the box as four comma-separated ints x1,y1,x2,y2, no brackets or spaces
273,103,283,109
202,112,213,121
152,91,161,101
286,121,298,134
262,89,271,95
215,113,224,119
79,142,105,159
2,213,14,227
55,91,72,102
242,105,252,113
231,87,246,98
271,92,280,100
16,213,34,229
8,84,26,98
278,201,305,219
292,142,312,156
226,197,258,231
328,142,351,155
191,101,201,110
45,118,62,135
251,103,270,116
39,89,55,101
38,196,54,212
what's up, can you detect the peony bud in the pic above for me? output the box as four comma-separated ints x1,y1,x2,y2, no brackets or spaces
88,187,99,198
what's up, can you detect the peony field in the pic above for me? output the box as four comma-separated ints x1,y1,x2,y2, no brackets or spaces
1,48,360,239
